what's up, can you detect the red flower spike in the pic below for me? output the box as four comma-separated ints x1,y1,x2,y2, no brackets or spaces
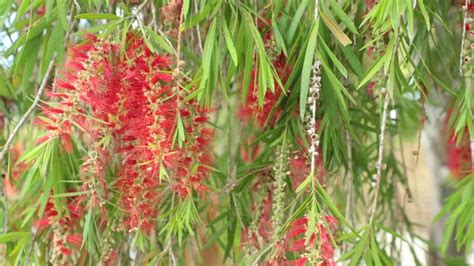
34,33,215,234
66,234,83,247
59,247,73,256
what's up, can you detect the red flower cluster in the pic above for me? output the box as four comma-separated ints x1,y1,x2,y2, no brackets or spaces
239,54,290,127
242,185,337,265
273,216,338,266
36,34,214,231
242,189,274,249
365,0,377,11
445,109,472,180
33,201,84,261
238,17,291,128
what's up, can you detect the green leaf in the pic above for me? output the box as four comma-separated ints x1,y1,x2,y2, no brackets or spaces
222,19,238,66
51,191,90,198
146,27,174,54
417,0,430,29
19,138,50,163
370,233,383,266
198,19,217,92
328,0,358,34
287,0,309,42
272,20,287,55
57,0,68,29
340,45,364,78
75,13,120,20
357,54,386,89
183,0,191,19
320,10,352,46
17,0,31,20
349,229,369,266
319,38,348,78
0,232,29,243
296,174,312,193
405,0,414,35
299,23,318,121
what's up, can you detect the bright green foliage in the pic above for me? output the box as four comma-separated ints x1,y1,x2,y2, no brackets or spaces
0,0,472,265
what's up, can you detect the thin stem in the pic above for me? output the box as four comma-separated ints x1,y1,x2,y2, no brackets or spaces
459,0,471,75
308,61,321,177
175,3,185,80
344,129,355,226
369,92,390,223
0,55,56,163
398,133,413,205
168,237,177,266
194,0,204,54
150,1,158,31
314,0,320,22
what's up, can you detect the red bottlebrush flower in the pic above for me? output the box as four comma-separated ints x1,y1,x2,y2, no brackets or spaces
35,134,52,145
103,250,119,266
445,109,472,179
367,81,376,97
66,234,83,247
56,80,77,91
287,226,307,239
194,116,208,123
365,0,377,11
324,215,338,230
59,247,73,256
35,4,46,16
32,217,50,231
289,154,310,190
42,106,65,115
239,24,290,128
261,215,338,265
289,257,308,266
151,73,173,83
321,240,335,260
60,133,73,153
33,33,214,234
287,238,306,252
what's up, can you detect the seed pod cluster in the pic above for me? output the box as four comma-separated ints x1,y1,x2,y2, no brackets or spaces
306,60,322,174
271,144,290,240
461,5,473,77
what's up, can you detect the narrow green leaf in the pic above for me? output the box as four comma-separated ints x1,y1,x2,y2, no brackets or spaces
199,19,217,91
57,0,68,29
0,232,29,243
320,10,352,46
350,229,369,266
299,24,318,121
222,20,238,66
417,0,430,29
370,234,383,266
328,0,358,34
357,54,385,89
75,13,120,20
287,0,309,42
319,38,348,78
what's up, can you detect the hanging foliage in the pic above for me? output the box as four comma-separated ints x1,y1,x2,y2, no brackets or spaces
0,0,472,265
